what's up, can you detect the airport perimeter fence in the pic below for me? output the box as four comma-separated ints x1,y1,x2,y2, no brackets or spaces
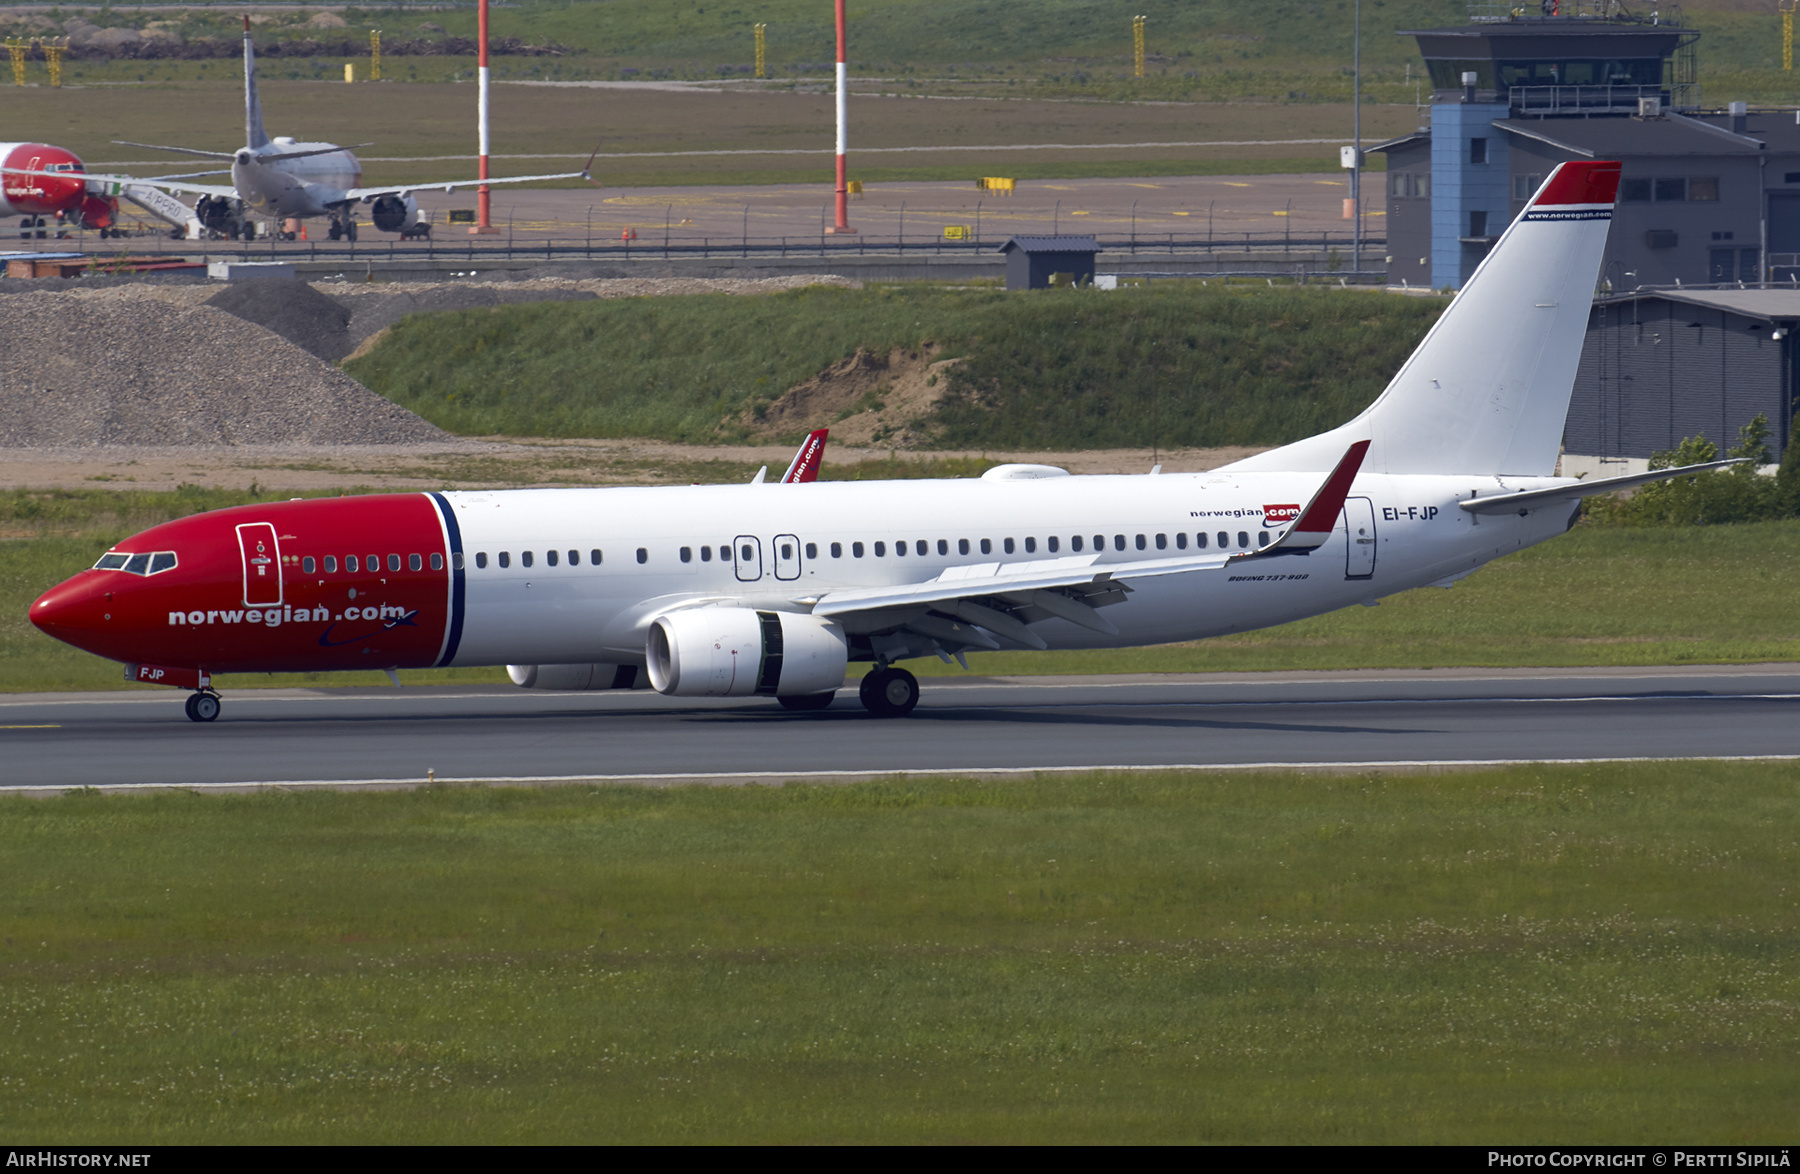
43,228,1388,268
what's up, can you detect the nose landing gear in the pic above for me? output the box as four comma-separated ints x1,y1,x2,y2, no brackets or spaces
184,690,221,723
859,666,919,717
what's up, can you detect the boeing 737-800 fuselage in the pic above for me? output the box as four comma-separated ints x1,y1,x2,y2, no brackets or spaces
28,160,1739,720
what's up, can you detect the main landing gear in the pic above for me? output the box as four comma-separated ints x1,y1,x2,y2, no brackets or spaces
184,690,221,723
859,666,920,718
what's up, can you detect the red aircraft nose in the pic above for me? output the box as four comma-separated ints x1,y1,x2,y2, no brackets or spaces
30,573,113,647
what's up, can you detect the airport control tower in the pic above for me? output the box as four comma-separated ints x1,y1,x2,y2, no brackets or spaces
1376,1,1708,290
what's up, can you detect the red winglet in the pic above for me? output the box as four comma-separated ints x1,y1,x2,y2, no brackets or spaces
1292,440,1370,535
780,428,829,483
1245,440,1371,556
1532,160,1621,208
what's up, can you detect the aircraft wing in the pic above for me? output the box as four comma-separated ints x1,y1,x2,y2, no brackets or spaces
811,441,1370,650
334,170,587,203
2,166,235,197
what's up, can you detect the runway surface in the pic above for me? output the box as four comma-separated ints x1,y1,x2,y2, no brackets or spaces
3,666,1796,791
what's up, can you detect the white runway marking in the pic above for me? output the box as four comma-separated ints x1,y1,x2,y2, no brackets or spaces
13,755,1800,795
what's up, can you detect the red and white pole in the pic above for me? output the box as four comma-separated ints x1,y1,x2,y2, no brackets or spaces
826,0,854,234
471,0,499,233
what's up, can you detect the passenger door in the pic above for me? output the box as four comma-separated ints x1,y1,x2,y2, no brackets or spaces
237,522,283,606
1342,498,1376,580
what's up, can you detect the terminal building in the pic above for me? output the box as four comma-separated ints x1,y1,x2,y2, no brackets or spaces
1374,3,1800,468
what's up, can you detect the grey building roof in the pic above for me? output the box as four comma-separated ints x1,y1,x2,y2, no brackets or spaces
1368,133,1429,154
1605,289,1800,321
996,235,1100,255
1496,113,1764,158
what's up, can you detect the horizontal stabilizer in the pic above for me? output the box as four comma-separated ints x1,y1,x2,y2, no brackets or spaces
1460,459,1748,515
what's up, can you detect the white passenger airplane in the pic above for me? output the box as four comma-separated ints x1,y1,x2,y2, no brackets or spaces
30,160,1739,721
82,19,581,240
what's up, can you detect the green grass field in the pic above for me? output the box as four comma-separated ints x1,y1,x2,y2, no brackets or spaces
2,762,1795,1143
7,0,1793,105
6,480,1799,692
344,284,1443,447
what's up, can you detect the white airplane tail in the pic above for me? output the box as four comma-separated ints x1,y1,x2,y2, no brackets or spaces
242,18,270,150
1228,159,1621,478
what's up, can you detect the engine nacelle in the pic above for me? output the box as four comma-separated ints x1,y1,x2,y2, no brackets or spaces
506,663,649,691
646,607,847,698
194,194,247,234
370,193,421,234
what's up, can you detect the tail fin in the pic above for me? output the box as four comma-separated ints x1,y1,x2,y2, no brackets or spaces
243,17,270,150
781,428,829,483
1227,160,1621,477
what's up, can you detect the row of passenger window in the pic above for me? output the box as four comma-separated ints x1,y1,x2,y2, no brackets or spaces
473,549,610,569
820,531,1271,558
465,530,1275,572
301,552,444,575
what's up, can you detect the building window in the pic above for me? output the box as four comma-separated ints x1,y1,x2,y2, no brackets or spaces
1654,177,1687,202
1468,210,1489,238
1689,177,1720,202
1469,137,1487,165
1512,174,1543,201
1620,178,1651,203
1390,173,1429,199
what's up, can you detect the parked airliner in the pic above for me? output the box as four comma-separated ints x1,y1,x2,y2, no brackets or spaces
30,161,1736,721
58,19,581,241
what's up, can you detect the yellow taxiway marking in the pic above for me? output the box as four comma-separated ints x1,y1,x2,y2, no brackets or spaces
2,725,60,729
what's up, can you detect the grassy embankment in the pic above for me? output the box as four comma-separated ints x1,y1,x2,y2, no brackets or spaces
7,483,1800,693
345,284,1440,447
16,0,1798,106
2,762,1795,1143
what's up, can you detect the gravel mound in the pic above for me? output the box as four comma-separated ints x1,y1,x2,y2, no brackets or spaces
206,277,354,361
0,293,449,446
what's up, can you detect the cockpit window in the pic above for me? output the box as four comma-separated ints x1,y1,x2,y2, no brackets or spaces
93,550,178,576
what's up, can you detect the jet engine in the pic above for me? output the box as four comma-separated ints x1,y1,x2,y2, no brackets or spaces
646,607,847,698
194,194,249,237
506,662,649,691
370,193,421,234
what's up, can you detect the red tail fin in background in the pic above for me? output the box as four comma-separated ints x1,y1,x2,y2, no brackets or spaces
780,429,829,483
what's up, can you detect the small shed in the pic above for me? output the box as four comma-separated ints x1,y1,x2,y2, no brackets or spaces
997,235,1100,291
